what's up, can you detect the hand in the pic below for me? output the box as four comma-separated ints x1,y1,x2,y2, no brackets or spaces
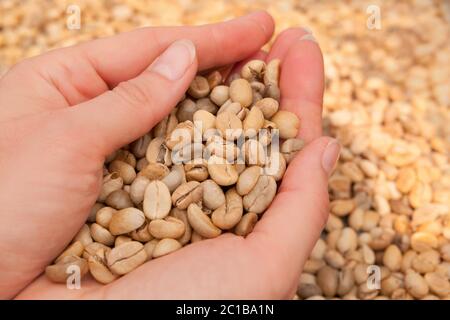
0,11,339,299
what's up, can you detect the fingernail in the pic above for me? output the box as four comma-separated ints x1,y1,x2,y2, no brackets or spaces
151,39,196,80
301,27,313,34
321,139,341,176
300,33,317,43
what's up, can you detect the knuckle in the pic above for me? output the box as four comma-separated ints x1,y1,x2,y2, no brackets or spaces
113,78,154,111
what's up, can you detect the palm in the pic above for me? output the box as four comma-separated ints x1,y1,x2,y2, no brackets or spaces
1,13,329,299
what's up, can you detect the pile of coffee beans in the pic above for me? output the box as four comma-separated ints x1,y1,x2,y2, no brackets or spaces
45,59,303,284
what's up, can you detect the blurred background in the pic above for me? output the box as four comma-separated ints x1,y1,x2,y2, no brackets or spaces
1,0,449,300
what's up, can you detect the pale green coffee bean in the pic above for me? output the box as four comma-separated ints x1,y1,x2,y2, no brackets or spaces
187,203,222,238
184,159,209,182
45,256,88,283
236,166,262,196
229,78,253,107
241,60,266,81
130,175,150,205
281,138,305,163
171,181,203,209
108,160,136,184
131,133,152,158
73,224,93,247
216,112,243,141
243,175,277,214
161,164,186,192
207,155,239,186
107,241,147,275
254,98,279,119
210,85,229,106
109,207,145,235
90,223,115,246
264,59,280,87
143,180,172,220
152,238,182,258
201,179,226,210
270,110,300,139
234,212,258,237
146,137,172,166
139,163,170,181
148,216,185,239
88,248,118,284
95,206,117,228
188,76,210,99
98,172,124,202
55,241,84,263
176,98,198,122
105,189,133,210
170,208,192,246
212,188,243,230
243,107,265,138
193,109,216,134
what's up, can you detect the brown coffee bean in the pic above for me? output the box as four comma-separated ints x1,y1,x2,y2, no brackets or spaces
187,203,221,238
170,208,192,245
90,223,115,246
234,212,258,237
152,238,182,258
108,160,136,184
184,159,209,182
172,181,203,209
148,216,185,239
45,256,88,283
105,189,133,210
88,248,118,284
176,98,198,122
98,173,124,202
109,207,145,235
107,241,147,275
146,137,172,166
188,76,210,99
243,175,277,214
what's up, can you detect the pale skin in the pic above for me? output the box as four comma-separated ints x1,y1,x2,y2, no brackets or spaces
0,11,340,299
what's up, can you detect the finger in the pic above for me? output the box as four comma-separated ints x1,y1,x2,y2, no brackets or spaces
266,27,311,61
247,137,340,284
58,40,197,156
225,50,268,84
27,11,274,106
278,34,324,142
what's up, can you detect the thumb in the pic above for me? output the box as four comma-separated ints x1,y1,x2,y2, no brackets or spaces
247,136,340,277
61,39,197,156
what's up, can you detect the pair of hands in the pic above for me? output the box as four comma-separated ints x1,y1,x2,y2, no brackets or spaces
0,11,339,299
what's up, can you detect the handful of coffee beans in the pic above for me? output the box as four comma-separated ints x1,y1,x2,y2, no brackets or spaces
45,59,304,284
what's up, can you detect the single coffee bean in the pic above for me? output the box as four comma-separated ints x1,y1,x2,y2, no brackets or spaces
258,120,278,146
161,164,186,192
88,248,118,284
229,78,253,107
138,162,170,180
176,98,198,122
241,60,266,81
148,216,185,239
281,138,305,163
206,70,222,89
114,150,137,168
55,241,84,263
236,166,262,196
98,172,124,202
218,100,247,120
184,159,209,182
210,85,229,106
146,137,172,166
88,203,104,222
172,142,204,164
243,139,266,166
243,175,277,214
193,109,216,134
73,224,93,247
131,133,152,158
264,59,280,87
271,110,300,139
212,188,243,230
153,110,178,137
317,265,339,297
95,206,117,228
264,151,286,181
83,242,111,260
172,181,203,209
105,189,133,210
90,223,115,246
205,135,240,161
108,160,136,184
234,212,258,237
109,207,145,235
188,76,210,99
254,98,279,119
130,221,153,242
216,111,243,141
136,158,149,171
187,203,222,238
265,84,280,100
170,208,192,246
129,175,150,205
196,98,218,115
143,180,172,220
243,107,265,138
115,235,132,247
143,239,159,261
107,241,147,275
201,179,226,210
165,120,195,150
152,238,182,258
191,231,204,243
45,255,88,283
207,155,239,186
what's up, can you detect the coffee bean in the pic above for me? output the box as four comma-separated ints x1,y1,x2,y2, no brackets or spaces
95,206,116,228
176,98,198,122
241,60,266,81
263,59,280,87
45,255,88,283
236,166,261,196
243,107,264,138
148,216,185,239
216,112,243,141
98,173,124,202
107,241,147,275
143,181,172,220
129,175,150,205
207,155,239,186
270,110,300,139
172,181,203,209
212,188,243,230
88,248,118,284
146,137,172,166
108,160,136,184
90,223,115,246
152,238,182,258
234,212,258,237
188,76,210,99
210,85,229,106
184,159,209,182
105,189,133,210
201,179,225,210
73,224,93,247
187,203,221,238
243,175,276,214
281,138,304,164
229,78,253,107
109,207,145,235
55,241,84,263
170,208,192,246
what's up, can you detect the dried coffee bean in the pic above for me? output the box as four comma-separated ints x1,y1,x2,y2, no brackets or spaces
98,173,124,202
236,166,261,196
109,207,145,235
243,107,264,138
212,188,243,230
210,85,229,106
148,216,185,239
131,133,152,158
95,206,116,228
172,181,203,209
188,76,210,99
207,155,239,186
216,111,243,141
143,181,172,220
55,241,84,263
105,189,133,209
234,212,258,237
161,164,186,192
281,138,305,163
107,241,147,275
138,162,170,180
196,98,218,115
264,59,280,87
241,60,266,81
146,137,172,166
153,110,178,137
176,98,198,122
45,256,88,283
108,160,136,184
270,110,300,139
129,175,150,205
90,223,115,246
73,224,93,247
201,179,226,210
152,238,182,258
170,208,192,245
187,203,221,238
243,175,277,214
184,159,209,182
88,248,118,284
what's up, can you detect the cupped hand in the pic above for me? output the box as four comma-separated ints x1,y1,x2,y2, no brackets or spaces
0,11,339,299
